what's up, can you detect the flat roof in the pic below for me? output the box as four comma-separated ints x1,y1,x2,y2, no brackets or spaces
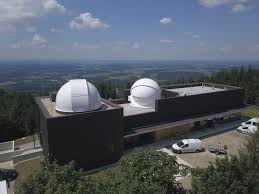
40,97,115,118
119,103,155,116
124,105,254,138
167,86,225,96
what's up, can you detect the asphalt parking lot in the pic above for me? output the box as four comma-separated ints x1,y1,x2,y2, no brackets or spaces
164,129,248,189
173,129,247,168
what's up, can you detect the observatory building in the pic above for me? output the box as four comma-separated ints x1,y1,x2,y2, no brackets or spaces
36,79,123,170
36,78,245,170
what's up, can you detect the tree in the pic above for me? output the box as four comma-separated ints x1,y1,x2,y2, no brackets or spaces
96,81,116,99
19,160,85,194
191,131,259,194
105,148,189,194
19,149,189,194
0,90,36,142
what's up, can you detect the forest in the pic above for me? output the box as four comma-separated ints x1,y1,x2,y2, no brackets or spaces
0,90,36,142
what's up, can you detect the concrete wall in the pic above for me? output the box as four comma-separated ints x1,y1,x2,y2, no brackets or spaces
0,141,13,152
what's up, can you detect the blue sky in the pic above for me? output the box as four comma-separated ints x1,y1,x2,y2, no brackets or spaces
0,0,259,60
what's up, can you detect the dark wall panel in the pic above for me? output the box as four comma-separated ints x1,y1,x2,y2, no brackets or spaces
46,108,123,170
124,88,244,131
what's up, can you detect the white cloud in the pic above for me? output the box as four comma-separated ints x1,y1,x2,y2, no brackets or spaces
199,0,248,8
132,42,141,49
43,0,66,13
70,12,110,30
0,0,67,33
30,34,48,48
160,17,173,25
25,26,37,32
50,28,63,33
199,0,233,8
192,34,201,39
256,44,259,48
160,39,175,43
230,3,252,13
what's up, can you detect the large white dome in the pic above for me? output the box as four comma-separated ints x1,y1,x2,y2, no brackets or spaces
55,79,102,113
128,78,161,109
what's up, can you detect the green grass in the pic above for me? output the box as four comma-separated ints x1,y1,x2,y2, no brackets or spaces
14,135,34,147
241,108,259,118
14,157,43,193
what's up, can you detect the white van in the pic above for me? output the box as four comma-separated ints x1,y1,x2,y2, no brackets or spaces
237,125,257,135
237,117,258,135
172,139,203,154
241,118,259,128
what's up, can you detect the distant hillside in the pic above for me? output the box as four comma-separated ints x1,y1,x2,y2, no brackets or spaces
0,60,258,92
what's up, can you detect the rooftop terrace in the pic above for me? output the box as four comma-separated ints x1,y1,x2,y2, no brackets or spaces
39,97,114,118
166,85,226,97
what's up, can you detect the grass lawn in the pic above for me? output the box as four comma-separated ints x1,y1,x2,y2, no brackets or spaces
14,157,43,193
241,107,259,118
14,135,39,147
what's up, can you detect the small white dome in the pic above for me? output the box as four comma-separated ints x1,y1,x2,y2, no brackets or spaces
129,78,161,108
55,79,102,113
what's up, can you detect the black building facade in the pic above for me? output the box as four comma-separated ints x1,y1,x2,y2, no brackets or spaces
36,98,123,170
36,82,245,170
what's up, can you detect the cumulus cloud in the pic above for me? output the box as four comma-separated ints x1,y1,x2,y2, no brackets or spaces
199,0,233,8
199,0,253,14
0,0,67,33
30,34,48,48
230,3,252,13
160,39,175,43
70,12,110,30
132,42,142,49
160,17,173,25
199,0,248,8
43,0,66,13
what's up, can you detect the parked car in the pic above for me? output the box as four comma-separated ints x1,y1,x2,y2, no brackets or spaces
208,144,227,155
237,117,258,135
241,118,258,128
0,169,18,182
237,125,257,135
172,139,204,154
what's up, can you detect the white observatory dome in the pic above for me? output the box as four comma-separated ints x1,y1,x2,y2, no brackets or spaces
55,79,102,113
129,78,161,109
